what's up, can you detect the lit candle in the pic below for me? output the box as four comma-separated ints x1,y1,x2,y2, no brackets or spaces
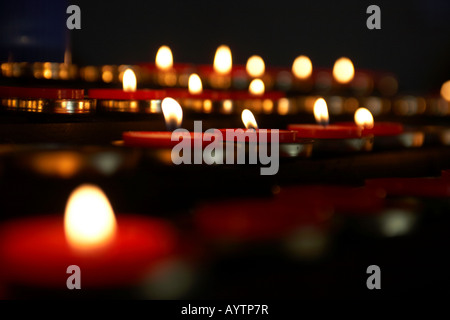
88,68,165,113
0,184,178,293
288,98,373,153
337,107,425,149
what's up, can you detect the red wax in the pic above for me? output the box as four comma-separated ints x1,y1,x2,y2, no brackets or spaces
138,63,194,74
337,122,404,136
441,170,450,179
164,88,230,101
194,185,385,242
365,177,450,198
123,131,220,148
287,124,362,139
0,215,178,289
88,89,166,100
123,129,297,148
0,86,84,100
217,129,298,143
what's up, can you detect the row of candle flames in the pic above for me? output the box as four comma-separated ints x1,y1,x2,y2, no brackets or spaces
1,45,450,117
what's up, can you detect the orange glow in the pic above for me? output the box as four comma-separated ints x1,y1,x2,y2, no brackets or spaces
188,73,203,95
249,79,265,95
241,109,258,129
64,184,117,252
122,69,137,92
292,55,313,80
333,57,355,84
313,98,329,125
354,107,374,129
213,45,232,75
162,97,183,129
155,45,173,71
246,55,265,78
441,80,450,102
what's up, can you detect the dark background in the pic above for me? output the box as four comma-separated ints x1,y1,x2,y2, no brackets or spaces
1,0,450,94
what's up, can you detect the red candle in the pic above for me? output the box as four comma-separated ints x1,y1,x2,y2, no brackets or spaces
88,88,166,101
287,98,363,139
87,68,166,101
365,177,450,198
0,184,178,290
337,107,404,137
0,86,84,100
194,184,385,242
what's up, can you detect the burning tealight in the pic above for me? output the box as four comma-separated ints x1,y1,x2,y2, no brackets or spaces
246,55,265,78
288,97,373,154
0,184,178,295
88,68,165,113
337,107,424,150
332,57,355,84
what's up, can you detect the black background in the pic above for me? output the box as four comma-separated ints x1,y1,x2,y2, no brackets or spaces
1,0,450,94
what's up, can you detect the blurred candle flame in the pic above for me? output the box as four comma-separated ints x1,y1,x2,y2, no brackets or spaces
162,97,183,130
155,45,173,71
188,73,203,95
292,55,313,80
354,107,374,129
246,55,265,78
249,79,265,95
241,109,258,129
441,80,450,102
313,98,329,126
122,69,137,92
333,57,355,84
213,45,232,75
64,184,117,252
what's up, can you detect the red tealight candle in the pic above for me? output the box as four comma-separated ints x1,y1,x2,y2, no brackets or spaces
88,68,166,100
0,184,178,291
194,184,385,242
287,98,363,139
337,107,404,137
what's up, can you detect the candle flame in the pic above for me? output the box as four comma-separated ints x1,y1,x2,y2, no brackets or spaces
213,45,232,75
292,55,313,80
162,97,183,130
241,109,258,129
122,68,137,92
188,73,203,95
313,98,329,125
64,184,117,252
246,55,265,78
441,80,450,102
249,79,265,95
354,107,374,129
155,45,173,71
333,57,355,84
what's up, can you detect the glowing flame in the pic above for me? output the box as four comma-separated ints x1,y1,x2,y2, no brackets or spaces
188,73,203,95
64,184,117,252
246,55,265,78
333,57,355,84
162,97,183,130
441,80,450,102
241,109,258,129
213,45,232,75
155,45,173,71
249,79,265,95
354,107,374,129
122,69,137,92
313,98,329,125
292,55,313,80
